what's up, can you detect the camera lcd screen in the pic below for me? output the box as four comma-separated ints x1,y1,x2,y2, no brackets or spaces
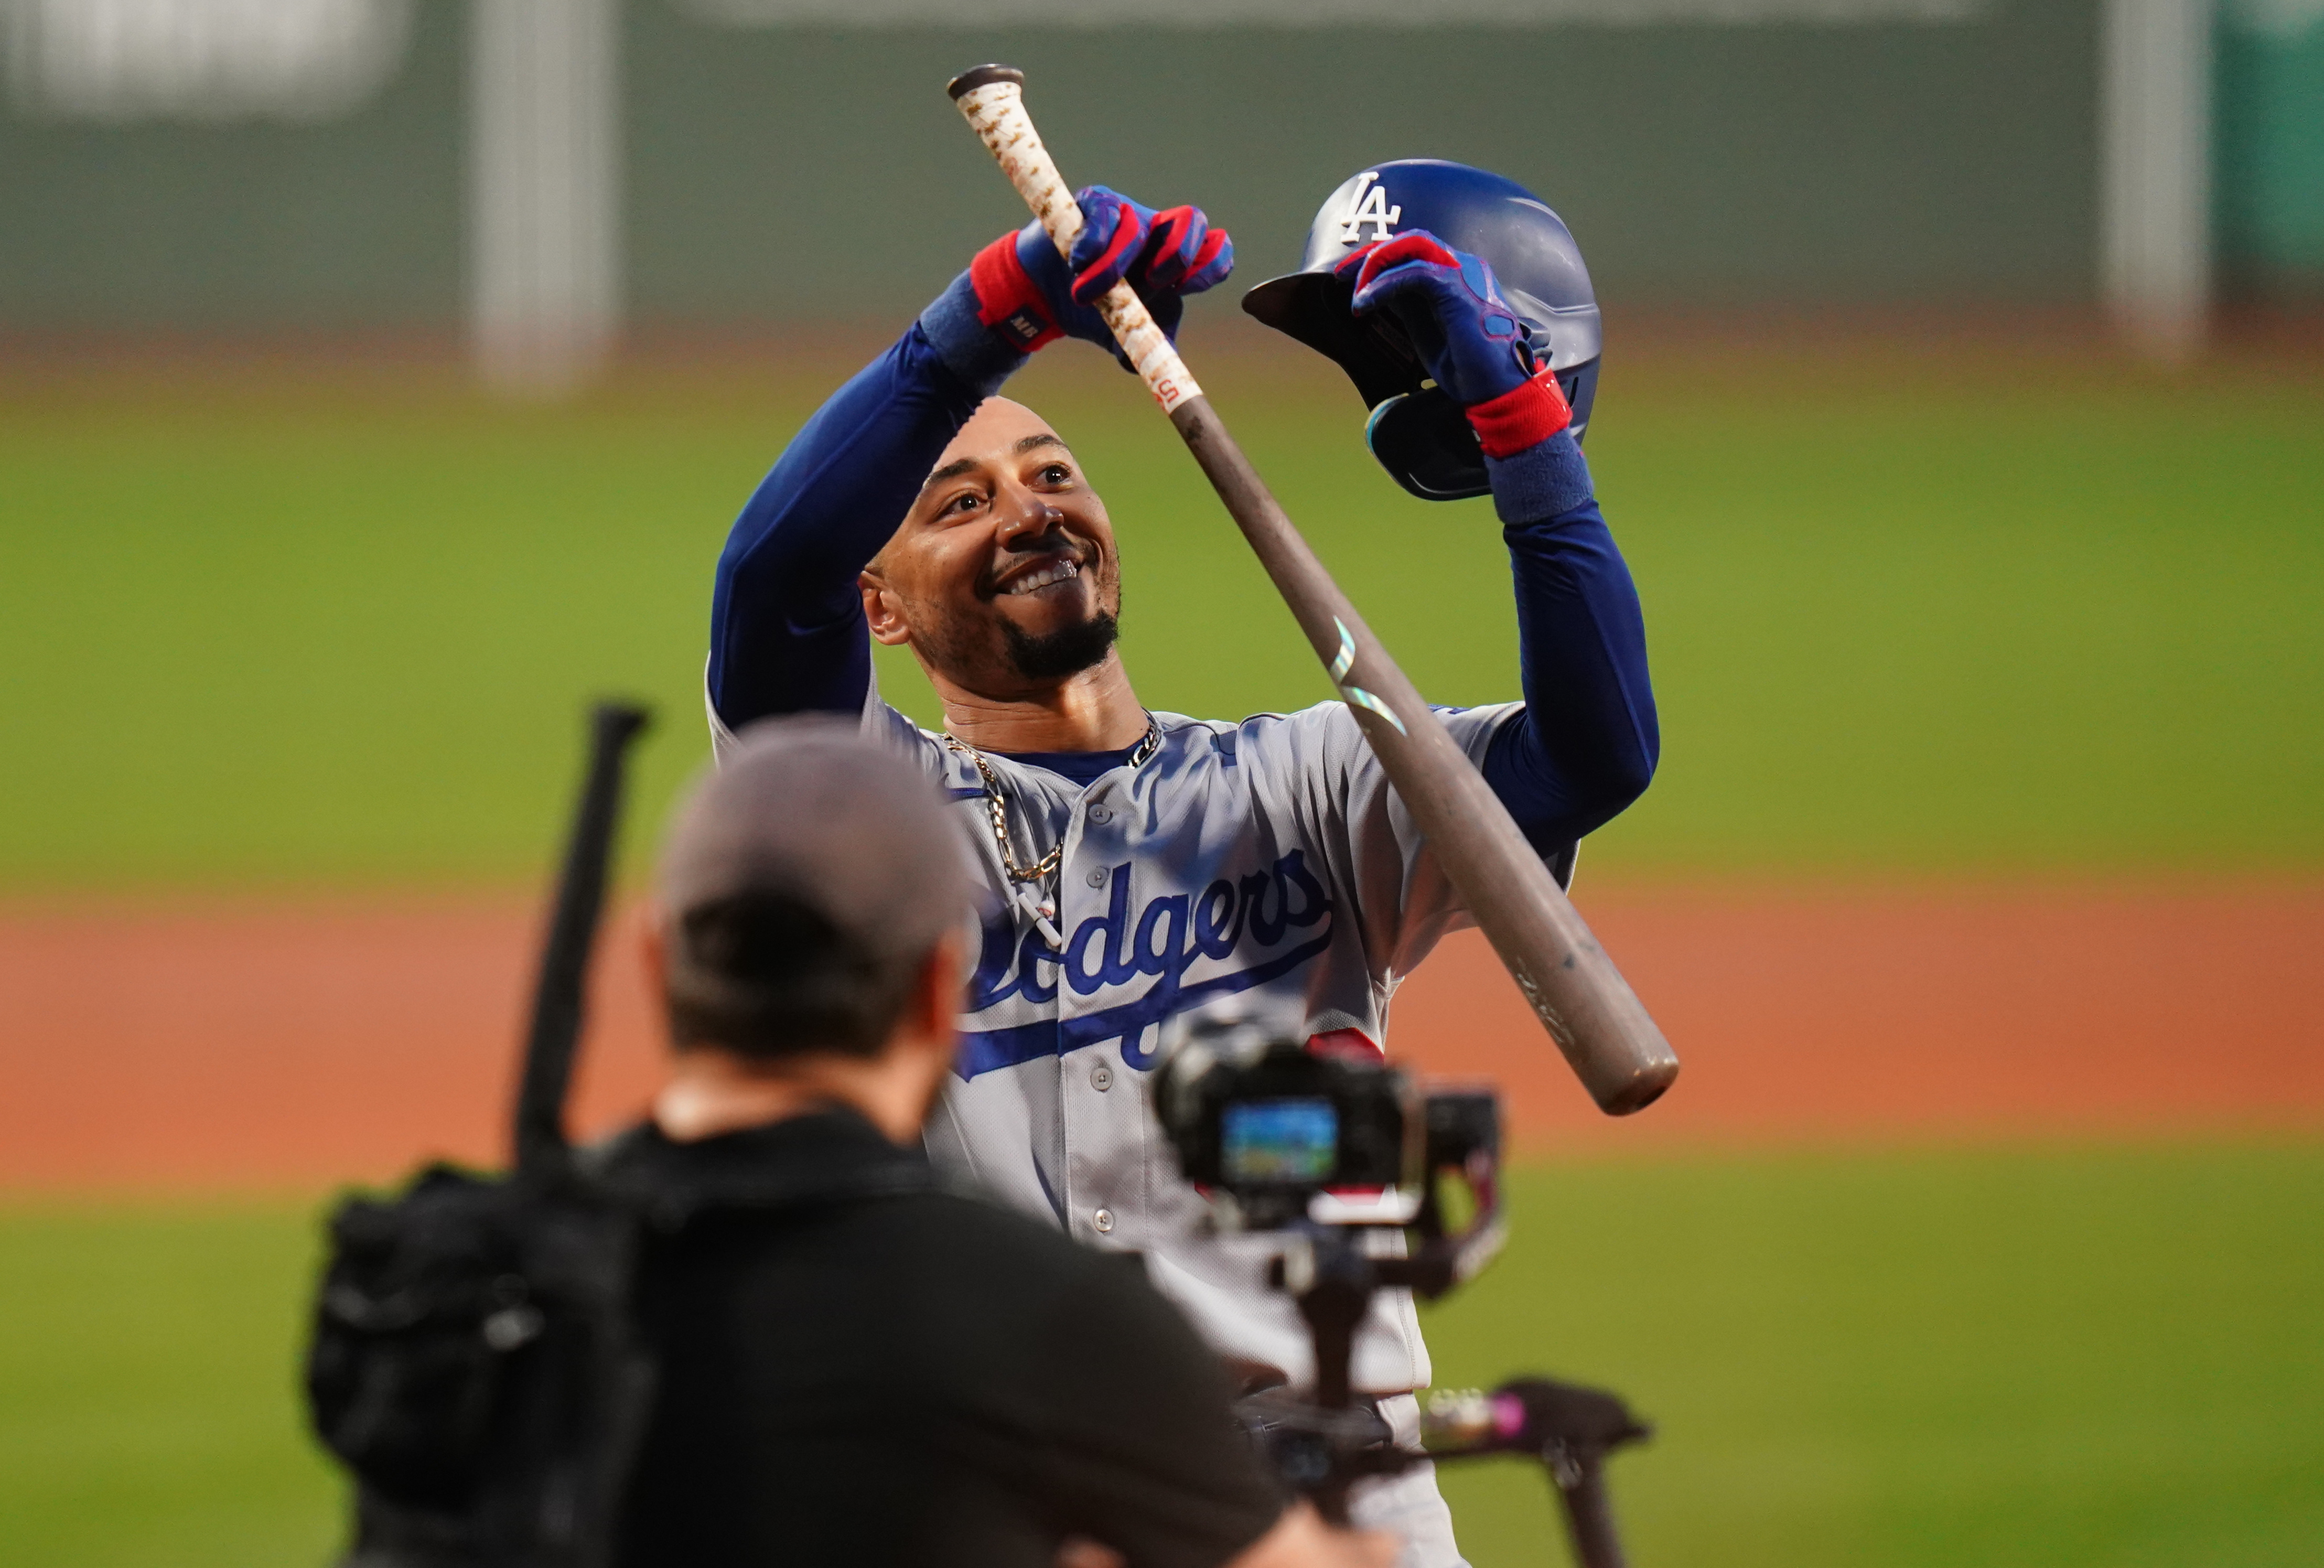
1221,1097,1339,1184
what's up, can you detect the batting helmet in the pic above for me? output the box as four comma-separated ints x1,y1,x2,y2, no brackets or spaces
1243,160,1601,501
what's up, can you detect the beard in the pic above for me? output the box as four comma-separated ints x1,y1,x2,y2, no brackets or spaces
1000,607,1120,681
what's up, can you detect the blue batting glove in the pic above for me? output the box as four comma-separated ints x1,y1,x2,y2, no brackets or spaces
1335,230,1535,407
969,186,1234,368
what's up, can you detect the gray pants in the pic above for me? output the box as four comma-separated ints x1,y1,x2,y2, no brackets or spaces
1349,1393,1470,1568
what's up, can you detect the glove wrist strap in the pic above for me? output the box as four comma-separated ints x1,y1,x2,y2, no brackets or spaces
1465,366,1572,458
970,232,1063,354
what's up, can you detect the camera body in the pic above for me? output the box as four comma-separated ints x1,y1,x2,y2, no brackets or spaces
1153,1019,1504,1294
1157,1032,1416,1230
1151,1018,1649,1568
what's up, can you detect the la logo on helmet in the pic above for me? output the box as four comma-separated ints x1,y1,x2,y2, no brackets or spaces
1336,171,1402,244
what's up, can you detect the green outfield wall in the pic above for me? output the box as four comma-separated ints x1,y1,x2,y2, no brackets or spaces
0,0,2314,331
0,2,466,330
2218,10,2324,293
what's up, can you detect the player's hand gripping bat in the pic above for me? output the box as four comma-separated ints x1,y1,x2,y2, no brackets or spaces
946,66,1678,1115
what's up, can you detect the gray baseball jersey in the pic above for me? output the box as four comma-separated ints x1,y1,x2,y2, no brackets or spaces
711,676,1547,1397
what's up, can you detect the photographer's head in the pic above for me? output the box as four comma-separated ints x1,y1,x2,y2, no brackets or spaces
647,715,970,1145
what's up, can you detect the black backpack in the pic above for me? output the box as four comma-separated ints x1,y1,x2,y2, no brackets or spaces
306,704,654,1568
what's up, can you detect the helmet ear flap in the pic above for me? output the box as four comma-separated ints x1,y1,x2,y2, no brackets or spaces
1364,391,1491,501
1363,356,1600,502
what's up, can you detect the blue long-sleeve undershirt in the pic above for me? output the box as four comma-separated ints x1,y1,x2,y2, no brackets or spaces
707,311,1658,858
707,324,989,724
1479,437,1661,851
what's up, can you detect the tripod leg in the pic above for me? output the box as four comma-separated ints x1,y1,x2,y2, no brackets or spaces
1294,1269,1370,1525
1306,1285,1356,1527
1553,1455,1628,1568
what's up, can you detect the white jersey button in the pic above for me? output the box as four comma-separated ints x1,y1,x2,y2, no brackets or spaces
1090,1063,1114,1091
1092,1208,1115,1233
1085,866,1109,887
1089,804,1114,824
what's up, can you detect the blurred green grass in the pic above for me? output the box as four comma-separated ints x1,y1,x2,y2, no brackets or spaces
1425,1144,2324,1568
5,1144,2317,1567
0,1205,341,1568
3,332,2320,889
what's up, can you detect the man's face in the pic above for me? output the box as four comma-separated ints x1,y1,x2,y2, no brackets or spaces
861,398,1122,699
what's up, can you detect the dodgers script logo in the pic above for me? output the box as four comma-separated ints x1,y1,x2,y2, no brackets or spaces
957,850,1335,1080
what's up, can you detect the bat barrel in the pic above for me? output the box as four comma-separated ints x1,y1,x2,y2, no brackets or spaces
1168,398,1677,1113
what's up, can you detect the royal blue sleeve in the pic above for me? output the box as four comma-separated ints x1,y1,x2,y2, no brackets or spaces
707,278,1024,728
1478,432,1660,858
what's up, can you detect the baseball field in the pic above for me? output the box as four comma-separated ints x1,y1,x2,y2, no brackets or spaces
3,318,2320,1566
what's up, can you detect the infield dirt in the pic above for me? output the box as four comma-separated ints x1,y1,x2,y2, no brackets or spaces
5,878,2316,1191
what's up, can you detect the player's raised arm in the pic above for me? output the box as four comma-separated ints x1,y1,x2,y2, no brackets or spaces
1245,165,1658,885
1336,232,1660,856
706,190,1232,733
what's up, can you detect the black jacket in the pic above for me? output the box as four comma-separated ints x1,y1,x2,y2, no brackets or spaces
605,1109,1284,1568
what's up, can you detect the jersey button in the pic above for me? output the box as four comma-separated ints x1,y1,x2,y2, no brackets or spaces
1085,866,1108,887
1090,1063,1114,1092
1089,804,1114,824
1092,1208,1115,1234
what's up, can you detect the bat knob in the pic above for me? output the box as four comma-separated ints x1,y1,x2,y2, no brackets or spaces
947,63,1025,101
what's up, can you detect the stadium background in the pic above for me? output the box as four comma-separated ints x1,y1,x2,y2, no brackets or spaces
2,2,2320,1564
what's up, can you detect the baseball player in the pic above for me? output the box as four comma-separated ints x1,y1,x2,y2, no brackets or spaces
704,165,1656,1566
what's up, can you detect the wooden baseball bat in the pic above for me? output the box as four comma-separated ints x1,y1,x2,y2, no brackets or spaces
945,66,1677,1116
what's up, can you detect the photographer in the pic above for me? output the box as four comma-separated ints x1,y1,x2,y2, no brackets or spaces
606,716,1393,1568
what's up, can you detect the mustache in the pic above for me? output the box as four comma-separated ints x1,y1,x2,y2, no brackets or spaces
982,531,1098,597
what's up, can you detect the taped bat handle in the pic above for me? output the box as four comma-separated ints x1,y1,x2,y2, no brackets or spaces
948,66,1202,415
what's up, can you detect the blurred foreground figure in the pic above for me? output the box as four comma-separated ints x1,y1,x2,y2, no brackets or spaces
607,716,1393,1568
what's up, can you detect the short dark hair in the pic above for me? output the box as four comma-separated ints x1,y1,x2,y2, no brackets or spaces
664,890,928,1061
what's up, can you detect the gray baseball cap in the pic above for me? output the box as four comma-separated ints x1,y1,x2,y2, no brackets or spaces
659,715,969,1049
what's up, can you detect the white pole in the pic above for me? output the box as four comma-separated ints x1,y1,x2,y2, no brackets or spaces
2099,0,2213,362
468,0,623,395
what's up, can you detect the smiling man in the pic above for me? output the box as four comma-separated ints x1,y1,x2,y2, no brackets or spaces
705,181,1658,1567
861,402,1143,739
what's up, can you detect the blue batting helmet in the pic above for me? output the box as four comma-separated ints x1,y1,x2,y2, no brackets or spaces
1243,160,1601,501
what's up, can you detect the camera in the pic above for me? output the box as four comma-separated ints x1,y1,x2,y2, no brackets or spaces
1157,1028,1413,1226
1154,1018,1648,1568
1154,1018,1504,1287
